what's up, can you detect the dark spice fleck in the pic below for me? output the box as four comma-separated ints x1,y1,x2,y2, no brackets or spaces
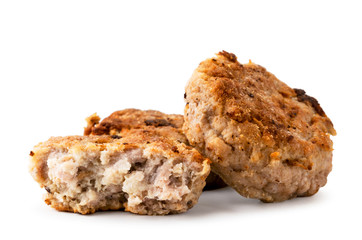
289,111,298,118
123,143,129,145
248,93,254,98
144,119,171,127
171,146,179,153
45,187,51,193
29,151,34,156
184,93,187,99
111,135,122,139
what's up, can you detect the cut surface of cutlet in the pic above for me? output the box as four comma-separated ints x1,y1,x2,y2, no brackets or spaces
29,132,210,215
183,51,336,202
84,108,227,190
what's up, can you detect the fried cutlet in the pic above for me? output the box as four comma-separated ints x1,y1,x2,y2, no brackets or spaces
183,51,336,202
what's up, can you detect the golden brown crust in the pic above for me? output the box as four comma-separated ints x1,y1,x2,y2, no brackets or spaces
194,51,335,153
84,109,193,159
85,109,184,136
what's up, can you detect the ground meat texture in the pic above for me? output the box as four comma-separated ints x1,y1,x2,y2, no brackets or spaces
183,51,336,202
29,133,210,215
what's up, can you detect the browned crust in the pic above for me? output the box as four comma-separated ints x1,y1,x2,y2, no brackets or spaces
218,50,237,62
45,196,124,214
84,109,183,136
293,88,326,117
200,51,336,146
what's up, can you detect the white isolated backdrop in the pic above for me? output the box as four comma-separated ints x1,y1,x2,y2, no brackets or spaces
0,0,361,239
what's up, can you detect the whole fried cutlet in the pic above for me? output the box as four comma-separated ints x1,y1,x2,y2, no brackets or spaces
29,131,210,215
183,51,336,202
84,109,227,190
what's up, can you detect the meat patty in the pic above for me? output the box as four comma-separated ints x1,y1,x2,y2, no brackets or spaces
29,132,210,215
183,51,336,202
84,108,227,190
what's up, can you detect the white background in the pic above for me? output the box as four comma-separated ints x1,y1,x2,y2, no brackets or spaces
1,1,361,239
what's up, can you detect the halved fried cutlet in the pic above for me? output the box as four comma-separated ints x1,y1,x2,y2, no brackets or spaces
29,131,210,215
